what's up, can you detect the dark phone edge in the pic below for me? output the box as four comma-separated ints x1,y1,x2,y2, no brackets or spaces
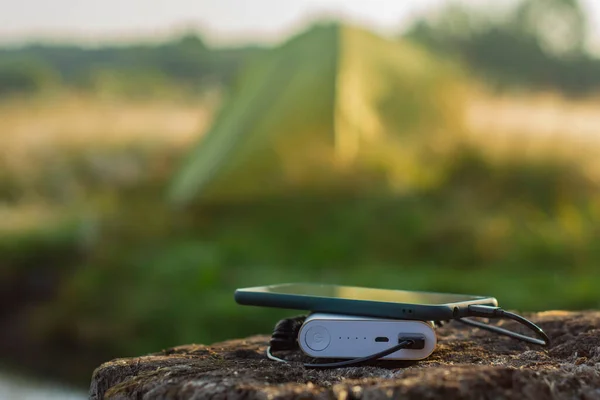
234,290,498,321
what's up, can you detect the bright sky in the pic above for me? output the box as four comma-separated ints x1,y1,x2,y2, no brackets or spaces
1,0,600,49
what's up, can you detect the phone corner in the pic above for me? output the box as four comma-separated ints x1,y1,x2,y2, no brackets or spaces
233,289,245,304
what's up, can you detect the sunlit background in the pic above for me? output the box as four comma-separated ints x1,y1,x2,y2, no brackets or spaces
1,0,600,397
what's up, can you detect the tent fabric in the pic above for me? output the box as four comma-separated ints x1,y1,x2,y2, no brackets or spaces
170,23,464,204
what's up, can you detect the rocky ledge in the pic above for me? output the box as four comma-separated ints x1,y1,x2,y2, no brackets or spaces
90,311,600,399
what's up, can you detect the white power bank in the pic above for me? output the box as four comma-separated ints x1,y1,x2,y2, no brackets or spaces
298,313,437,360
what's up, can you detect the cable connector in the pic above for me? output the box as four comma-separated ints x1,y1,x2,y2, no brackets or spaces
467,305,505,318
398,334,425,349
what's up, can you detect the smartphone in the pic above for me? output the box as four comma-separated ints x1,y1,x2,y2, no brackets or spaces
235,283,498,321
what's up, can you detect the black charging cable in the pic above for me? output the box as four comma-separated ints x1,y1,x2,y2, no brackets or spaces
266,306,550,368
303,339,414,368
458,305,550,346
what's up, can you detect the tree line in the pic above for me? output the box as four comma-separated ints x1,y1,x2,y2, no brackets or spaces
1,0,599,97
0,34,265,97
406,0,600,95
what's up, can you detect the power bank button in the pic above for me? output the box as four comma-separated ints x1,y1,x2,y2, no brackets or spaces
305,326,330,351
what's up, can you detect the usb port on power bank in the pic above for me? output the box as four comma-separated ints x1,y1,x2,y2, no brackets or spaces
398,334,426,349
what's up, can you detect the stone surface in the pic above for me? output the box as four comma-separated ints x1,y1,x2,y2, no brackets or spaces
90,311,600,399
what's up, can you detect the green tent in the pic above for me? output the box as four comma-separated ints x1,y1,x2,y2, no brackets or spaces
170,23,465,204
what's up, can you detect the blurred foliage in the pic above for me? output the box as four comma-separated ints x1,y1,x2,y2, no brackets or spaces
406,0,600,95
0,57,59,96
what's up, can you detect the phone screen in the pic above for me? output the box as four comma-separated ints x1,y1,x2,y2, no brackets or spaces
254,283,484,305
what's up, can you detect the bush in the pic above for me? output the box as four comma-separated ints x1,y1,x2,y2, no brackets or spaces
0,58,59,96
